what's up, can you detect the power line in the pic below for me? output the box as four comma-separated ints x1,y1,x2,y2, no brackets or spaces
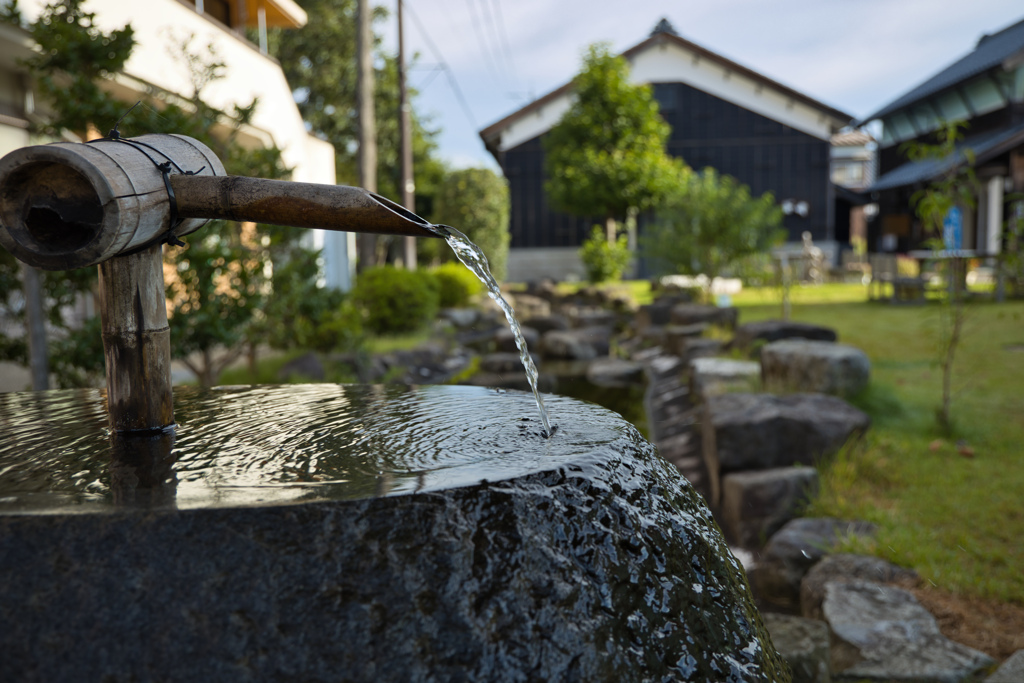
403,1,480,131
475,0,506,79
489,0,520,89
461,0,503,84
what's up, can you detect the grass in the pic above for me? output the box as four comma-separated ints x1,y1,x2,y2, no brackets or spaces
723,283,1024,603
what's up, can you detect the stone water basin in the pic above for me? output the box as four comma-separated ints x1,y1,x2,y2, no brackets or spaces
0,384,786,681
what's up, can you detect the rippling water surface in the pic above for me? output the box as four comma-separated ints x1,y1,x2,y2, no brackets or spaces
0,385,632,514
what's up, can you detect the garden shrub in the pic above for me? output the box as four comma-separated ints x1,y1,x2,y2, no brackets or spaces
352,266,441,335
579,226,631,283
431,262,483,308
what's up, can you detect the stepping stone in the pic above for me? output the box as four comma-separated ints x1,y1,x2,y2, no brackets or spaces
761,339,870,397
987,649,1024,682
801,554,919,621
762,613,831,683
731,320,837,352
748,517,876,611
689,358,760,400
670,303,738,329
701,393,870,505
720,467,819,548
822,580,994,681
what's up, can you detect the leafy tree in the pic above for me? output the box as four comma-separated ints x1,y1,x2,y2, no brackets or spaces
642,166,785,282
427,167,510,280
544,43,680,241
268,0,446,265
902,120,977,431
3,1,293,388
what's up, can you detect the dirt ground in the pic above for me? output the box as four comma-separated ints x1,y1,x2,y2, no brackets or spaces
906,583,1024,662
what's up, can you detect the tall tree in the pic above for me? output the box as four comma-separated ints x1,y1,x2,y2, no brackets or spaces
544,43,680,241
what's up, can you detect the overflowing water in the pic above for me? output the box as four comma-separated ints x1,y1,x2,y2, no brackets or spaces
437,224,552,437
0,385,627,514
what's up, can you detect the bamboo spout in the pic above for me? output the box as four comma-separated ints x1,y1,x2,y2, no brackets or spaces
170,175,440,239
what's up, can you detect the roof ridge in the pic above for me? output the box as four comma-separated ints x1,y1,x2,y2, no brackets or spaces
976,15,1024,47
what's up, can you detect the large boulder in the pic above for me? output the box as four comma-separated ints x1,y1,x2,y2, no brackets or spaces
702,393,870,504
635,302,675,331
541,326,612,360
731,320,837,352
690,358,761,401
522,313,570,335
720,467,819,548
762,613,831,683
0,387,789,682
679,338,725,366
761,340,870,397
671,303,739,329
801,554,919,621
748,517,876,611
822,580,994,681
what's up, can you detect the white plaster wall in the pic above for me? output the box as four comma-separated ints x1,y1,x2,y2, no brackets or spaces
506,248,585,283
19,0,329,185
496,38,840,152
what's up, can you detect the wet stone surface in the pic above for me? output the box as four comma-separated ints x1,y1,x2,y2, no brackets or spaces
0,385,787,682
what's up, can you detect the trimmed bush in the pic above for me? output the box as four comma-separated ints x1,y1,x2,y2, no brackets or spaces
352,266,441,335
431,262,483,308
579,226,631,283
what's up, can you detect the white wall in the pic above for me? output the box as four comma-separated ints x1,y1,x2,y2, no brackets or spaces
496,38,841,153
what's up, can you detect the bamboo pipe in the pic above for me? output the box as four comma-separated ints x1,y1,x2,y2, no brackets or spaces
0,135,442,433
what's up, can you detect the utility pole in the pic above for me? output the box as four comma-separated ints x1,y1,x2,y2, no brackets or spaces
21,263,49,390
398,0,416,269
356,0,378,270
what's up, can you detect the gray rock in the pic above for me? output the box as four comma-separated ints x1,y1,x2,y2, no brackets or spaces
635,302,675,330
572,310,617,329
762,613,831,683
801,554,919,621
585,357,645,387
277,351,326,381
522,313,570,334
0,392,788,681
720,467,819,549
671,303,739,329
749,517,876,611
439,307,480,328
823,580,994,681
732,320,838,352
509,292,550,318
479,351,541,374
680,337,725,365
541,326,612,360
702,393,870,505
690,358,761,400
987,649,1024,682
495,325,539,353
761,340,871,397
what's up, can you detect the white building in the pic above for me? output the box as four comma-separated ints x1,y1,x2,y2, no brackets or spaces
0,0,354,288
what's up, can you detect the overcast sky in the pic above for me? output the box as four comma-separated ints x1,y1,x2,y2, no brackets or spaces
377,0,1024,170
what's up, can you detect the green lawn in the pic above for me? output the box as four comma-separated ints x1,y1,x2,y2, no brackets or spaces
730,284,1024,603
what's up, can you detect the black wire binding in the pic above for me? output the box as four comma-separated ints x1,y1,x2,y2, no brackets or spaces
87,103,208,247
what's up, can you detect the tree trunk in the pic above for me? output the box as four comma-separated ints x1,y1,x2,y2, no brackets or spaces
21,263,49,391
605,215,617,243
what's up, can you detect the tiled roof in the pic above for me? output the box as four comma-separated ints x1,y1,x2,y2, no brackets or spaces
831,130,874,147
867,120,1024,192
862,16,1024,122
480,22,853,144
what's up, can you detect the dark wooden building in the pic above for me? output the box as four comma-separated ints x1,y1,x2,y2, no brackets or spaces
863,16,1024,254
479,20,852,281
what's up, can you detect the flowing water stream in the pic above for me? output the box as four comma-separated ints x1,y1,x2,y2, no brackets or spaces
437,224,553,437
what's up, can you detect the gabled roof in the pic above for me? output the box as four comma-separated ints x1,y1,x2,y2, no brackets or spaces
867,119,1024,192
862,16,1024,123
479,25,853,146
